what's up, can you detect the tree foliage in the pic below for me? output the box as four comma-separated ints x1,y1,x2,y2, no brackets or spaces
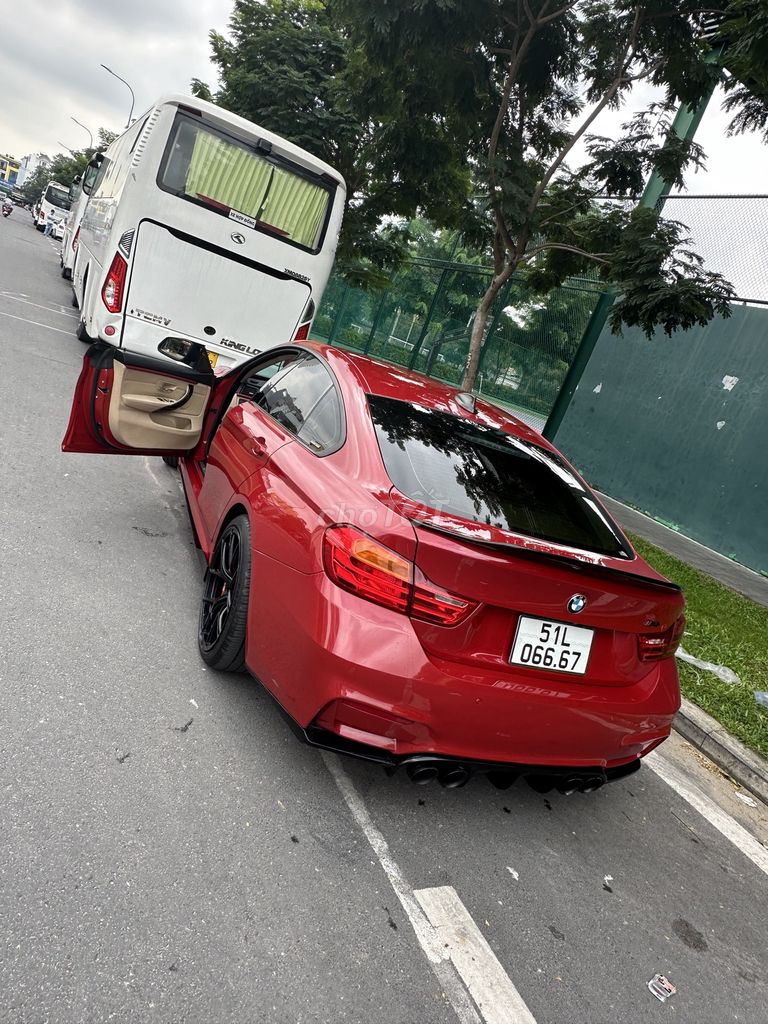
333,0,768,388
18,127,118,205
194,0,471,285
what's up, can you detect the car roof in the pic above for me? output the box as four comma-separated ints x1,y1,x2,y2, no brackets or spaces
304,341,552,450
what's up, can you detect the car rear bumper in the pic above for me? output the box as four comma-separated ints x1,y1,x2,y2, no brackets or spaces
244,555,681,775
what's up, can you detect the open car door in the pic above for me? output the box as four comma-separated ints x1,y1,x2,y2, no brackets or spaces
62,342,232,456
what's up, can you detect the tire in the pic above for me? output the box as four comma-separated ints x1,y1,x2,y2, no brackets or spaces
36,224,44,232
161,455,179,468
198,515,251,672
71,292,78,308
61,266,71,280
75,317,92,343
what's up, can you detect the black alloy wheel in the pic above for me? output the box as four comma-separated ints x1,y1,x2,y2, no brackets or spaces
198,515,251,672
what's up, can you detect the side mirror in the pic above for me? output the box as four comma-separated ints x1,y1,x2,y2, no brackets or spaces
82,153,104,196
158,337,214,376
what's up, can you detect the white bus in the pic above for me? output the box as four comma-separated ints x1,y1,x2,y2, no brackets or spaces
34,181,71,232
72,94,346,371
60,155,103,280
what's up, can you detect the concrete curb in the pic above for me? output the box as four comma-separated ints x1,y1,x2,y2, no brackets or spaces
673,697,768,806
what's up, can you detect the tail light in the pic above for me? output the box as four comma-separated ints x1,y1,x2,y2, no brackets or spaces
101,252,128,313
323,525,476,626
72,226,80,252
638,615,686,661
293,299,315,341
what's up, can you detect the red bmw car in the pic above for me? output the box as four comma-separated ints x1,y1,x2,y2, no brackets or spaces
63,340,684,792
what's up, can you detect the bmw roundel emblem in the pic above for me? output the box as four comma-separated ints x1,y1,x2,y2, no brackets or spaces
568,594,587,614
231,232,246,245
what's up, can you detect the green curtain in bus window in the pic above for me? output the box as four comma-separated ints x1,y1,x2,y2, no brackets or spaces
185,131,272,217
261,167,328,248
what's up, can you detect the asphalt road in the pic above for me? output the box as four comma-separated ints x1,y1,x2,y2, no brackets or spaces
1,211,766,1024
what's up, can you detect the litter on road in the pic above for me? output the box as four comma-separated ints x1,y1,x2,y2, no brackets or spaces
735,792,758,808
647,975,677,1003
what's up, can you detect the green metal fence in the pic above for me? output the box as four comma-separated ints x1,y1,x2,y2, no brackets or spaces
314,260,605,429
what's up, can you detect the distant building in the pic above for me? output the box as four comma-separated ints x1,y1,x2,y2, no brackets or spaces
0,154,20,185
16,152,50,187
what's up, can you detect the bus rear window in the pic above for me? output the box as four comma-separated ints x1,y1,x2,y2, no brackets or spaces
45,185,71,211
159,117,332,251
367,395,630,557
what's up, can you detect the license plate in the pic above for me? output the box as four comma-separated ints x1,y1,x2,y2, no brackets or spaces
207,351,218,368
510,616,594,675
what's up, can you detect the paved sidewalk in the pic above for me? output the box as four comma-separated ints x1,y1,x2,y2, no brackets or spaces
598,492,768,607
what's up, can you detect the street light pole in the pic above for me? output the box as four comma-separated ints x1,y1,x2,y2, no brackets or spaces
71,117,93,150
100,64,135,129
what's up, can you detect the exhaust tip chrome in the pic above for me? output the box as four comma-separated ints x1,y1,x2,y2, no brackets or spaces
556,776,583,796
581,775,605,793
406,763,440,785
439,766,470,789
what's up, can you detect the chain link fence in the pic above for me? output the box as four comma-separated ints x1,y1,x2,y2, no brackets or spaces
661,194,768,304
314,196,768,429
314,260,604,430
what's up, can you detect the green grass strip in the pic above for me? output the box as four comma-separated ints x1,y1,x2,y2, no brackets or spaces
628,534,768,759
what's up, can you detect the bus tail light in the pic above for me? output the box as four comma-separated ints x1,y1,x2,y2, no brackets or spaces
72,227,80,252
102,252,128,313
294,299,315,341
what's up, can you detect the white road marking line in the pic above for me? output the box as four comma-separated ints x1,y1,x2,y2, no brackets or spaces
322,753,481,1023
416,887,537,1024
143,456,167,490
323,752,537,1024
646,750,768,876
0,291,78,318
0,309,73,335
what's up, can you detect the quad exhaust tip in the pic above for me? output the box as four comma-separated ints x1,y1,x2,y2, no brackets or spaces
531,773,607,795
404,760,607,793
405,762,471,788
406,763,440,785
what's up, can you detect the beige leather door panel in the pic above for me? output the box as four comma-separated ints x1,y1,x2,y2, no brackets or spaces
108,361,212,450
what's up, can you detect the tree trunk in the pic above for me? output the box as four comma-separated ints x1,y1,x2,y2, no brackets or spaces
461,267,515,392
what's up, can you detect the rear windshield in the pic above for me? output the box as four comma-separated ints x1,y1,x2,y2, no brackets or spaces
159,115,332,251
368,395,629,557
44,185,71,210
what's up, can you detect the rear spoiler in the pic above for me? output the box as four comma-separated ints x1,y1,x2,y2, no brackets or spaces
413,519,683,595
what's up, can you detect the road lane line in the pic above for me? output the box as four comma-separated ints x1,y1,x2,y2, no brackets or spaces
322,752,485,1023
322,752,538,1024
646,750,768,876
0,309,74,336
416,887,538,1024
0,291,78,318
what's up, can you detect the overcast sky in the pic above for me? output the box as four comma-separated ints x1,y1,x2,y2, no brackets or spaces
1,0,765,198
0,0,232,159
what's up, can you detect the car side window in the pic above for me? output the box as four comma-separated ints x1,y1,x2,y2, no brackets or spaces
259,357,343,453
237,354,301,404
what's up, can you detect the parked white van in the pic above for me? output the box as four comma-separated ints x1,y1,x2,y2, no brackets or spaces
72,94,346,370
61,155,103,280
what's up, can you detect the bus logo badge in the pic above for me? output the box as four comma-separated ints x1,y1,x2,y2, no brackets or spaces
568,594,587,613
231,232,246,245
